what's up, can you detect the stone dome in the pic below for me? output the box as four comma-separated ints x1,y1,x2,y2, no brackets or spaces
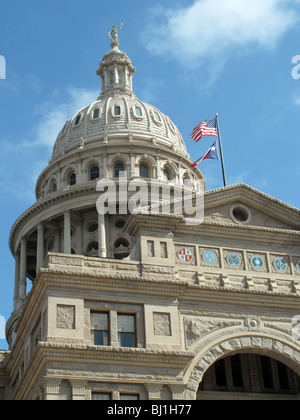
7,33,204,348
51,46,188,163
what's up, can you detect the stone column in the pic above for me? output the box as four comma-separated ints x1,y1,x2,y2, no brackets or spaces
36,222,44,274
98,212,106,258
145,384,163,399
43,378,61,400
19,237,27,300
114,65,118,85
75,218,82,256
63,211,71,254
13,253,20,311
70,380,87,400
104,68,108,88
169,384,187,400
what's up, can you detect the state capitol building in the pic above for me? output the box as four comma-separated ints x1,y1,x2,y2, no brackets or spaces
0,29,300,400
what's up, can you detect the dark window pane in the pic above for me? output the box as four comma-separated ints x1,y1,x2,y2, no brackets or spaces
261,356,274,390
139,163,149,178
117,314,136,348
215,358,227,388
163,169,170,181
114,162,125,177
114,106,121,116
74,115,81,126
93,108,99,119
90,166,99,180
93,330,108,346
120,394,139,400
118,332,135,348
92,392,111,400
69,173,76,186
135,107,142,117
277,361,290,390
231,355,244,389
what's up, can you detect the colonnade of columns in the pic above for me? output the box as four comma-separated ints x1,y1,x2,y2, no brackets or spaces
13,210,107,311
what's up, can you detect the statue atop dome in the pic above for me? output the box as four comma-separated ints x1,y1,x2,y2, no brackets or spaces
108,23,123,49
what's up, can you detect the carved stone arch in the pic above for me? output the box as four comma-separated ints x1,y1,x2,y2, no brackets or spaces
135,154,157,178
82,157,102,181
160,159,179,181
46,174,59,193
107,153,129,167
108,153,130,178
184,333,300,399
61,163,77,187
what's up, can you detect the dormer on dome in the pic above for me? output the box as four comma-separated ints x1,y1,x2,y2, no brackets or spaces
97,24,136,97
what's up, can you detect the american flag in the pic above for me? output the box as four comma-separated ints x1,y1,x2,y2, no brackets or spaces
190,118,217,142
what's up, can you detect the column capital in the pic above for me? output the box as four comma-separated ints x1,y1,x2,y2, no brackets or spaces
145,383,163,400
20,236,27,246
37,221,44,230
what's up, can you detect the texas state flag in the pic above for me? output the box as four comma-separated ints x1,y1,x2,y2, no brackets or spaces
190,141,220,167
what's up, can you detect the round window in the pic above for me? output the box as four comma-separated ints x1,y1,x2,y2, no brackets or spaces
87,222,98,233
230,204,251,224
114,218,126,229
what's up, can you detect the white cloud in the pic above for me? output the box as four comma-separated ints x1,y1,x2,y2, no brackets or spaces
294,95,300,106
143,0,299,83
0,86,97,202
33,86,97,149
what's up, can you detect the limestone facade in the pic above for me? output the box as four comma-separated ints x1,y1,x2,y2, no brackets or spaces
0,40,300,400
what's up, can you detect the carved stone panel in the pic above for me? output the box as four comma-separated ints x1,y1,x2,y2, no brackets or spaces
153,312,171,336
56,305,75,330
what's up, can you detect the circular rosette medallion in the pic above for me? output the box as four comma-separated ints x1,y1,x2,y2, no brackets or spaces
203,250,217,265
250,255,264,270
273,257,288,272
227,253,241,267
178,248,193,263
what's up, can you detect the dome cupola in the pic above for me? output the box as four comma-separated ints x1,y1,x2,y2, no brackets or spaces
96,24,136,98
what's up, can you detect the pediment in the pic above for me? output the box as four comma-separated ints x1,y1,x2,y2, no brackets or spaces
204,183,300,232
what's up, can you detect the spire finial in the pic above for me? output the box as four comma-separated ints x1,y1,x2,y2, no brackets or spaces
108,23,123,49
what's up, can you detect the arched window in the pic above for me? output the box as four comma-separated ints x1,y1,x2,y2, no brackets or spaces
114,106,121,116
139,163,149,178
198,353,300,397
118,70,123,86
49,180,57,193
163,169,170,181
69,172,76,186
114,239,129,249
93,108,100,119
114,162,125,178
74,115,81,126
135,106,142,117
87,242,99,254
110,71,114,87
90,165,99,181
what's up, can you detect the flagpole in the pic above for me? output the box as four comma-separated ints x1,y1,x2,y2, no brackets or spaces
215,113,227,187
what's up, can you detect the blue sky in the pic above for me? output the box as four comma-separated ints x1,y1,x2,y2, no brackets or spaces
0,0,300,349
